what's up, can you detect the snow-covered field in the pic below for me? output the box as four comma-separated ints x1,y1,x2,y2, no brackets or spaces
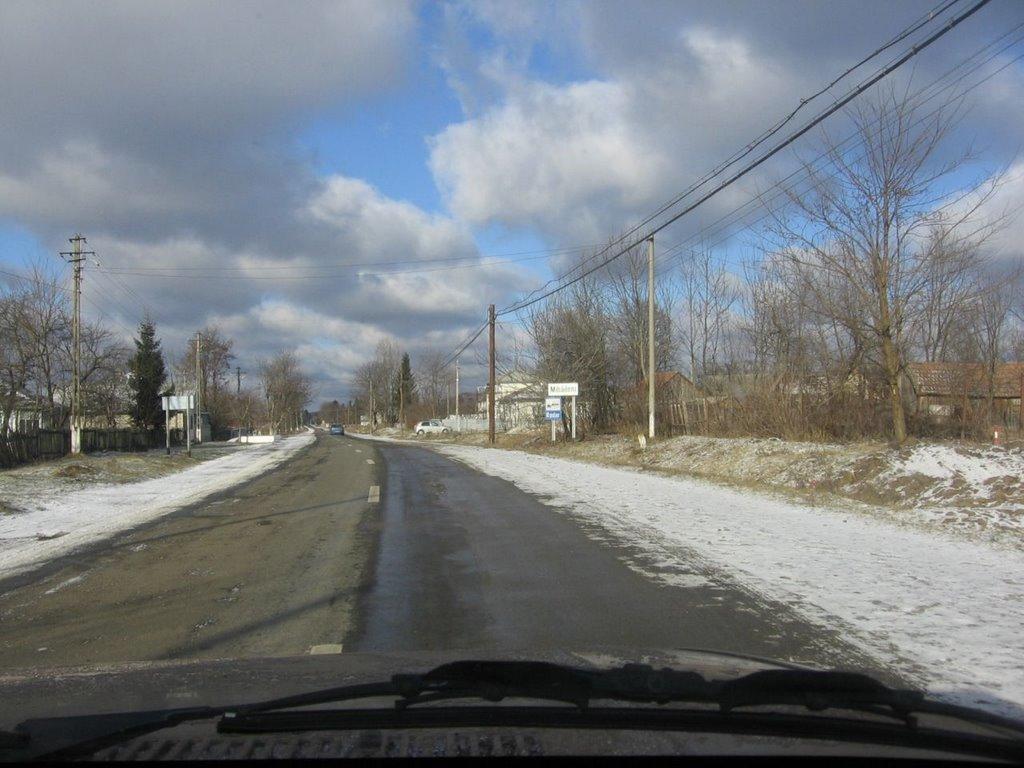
435,442,1024,718
0,433,314,578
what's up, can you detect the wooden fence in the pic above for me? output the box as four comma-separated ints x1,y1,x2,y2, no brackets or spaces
0,428,153,469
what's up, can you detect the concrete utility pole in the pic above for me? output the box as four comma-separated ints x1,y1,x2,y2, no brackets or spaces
647,236,656,440
455,358,460,420
195,333,202,443
488,304,496,444
60,234,94,455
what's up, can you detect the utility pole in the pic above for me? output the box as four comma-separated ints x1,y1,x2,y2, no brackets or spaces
455,358,460,428
488,304,496,444
647,236,656,441
236,366,242,395
195,333,202,443
60,234,94,455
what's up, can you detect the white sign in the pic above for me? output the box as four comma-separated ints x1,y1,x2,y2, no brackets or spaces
162,394,194,411
548,382,579,397
545,396,562,420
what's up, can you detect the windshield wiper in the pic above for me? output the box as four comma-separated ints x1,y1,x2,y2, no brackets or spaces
9,661,1024,761
227,661,930,723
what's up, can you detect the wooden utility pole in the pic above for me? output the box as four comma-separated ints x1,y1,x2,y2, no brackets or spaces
60,234,93,455
236,366,242,395
488,304,496,444
195,333,202,443
647,236,656,440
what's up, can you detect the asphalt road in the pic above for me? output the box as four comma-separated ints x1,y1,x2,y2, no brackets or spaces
0,434,376,667
350,440,879,674
0,433,882,676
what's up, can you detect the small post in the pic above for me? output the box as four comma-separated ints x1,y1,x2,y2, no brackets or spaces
186,396,192,458
571,395,577,441
551,417,556,443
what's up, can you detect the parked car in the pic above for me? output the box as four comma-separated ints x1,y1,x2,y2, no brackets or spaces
329,424,345,435
414,419,448,436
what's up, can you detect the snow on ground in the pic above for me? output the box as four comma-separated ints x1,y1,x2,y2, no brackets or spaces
434,442,1024,718
0,434,314,579
415,430,1024,543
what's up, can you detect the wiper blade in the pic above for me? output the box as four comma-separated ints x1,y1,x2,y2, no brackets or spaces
13,660,1024,761
231,660,1017,732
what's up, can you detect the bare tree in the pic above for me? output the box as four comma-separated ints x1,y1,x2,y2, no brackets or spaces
0,287,33,437
179,326,236,433
416,348,449,418
767,87,1003,443
258,351,312,433
678,247,741,381
527,271,616,431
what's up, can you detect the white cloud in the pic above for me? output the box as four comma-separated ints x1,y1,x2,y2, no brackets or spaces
430,79,664,237
69,171,535,398
428,26,802,242
307,176,475,262
981,161,1024,265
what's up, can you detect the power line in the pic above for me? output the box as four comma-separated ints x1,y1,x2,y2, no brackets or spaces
95,243,599,277
647,28,1024,283
96,251,557,280
0,265,139,339
441,321,489,370
497,0,995,317
497,0,975,313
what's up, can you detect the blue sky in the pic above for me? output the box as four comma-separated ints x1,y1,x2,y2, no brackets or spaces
1,0,1022,398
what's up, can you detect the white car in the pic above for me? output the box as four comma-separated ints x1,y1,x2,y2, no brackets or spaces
414,419,449,436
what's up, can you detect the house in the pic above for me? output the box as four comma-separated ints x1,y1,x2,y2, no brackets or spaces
2,391,66,433
477,376,546,429
907,362,1024,427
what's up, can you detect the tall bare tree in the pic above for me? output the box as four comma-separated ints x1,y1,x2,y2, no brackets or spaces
258,351,312,433
767,87,1003,443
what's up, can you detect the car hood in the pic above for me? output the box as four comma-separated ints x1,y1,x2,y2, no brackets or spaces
0,647,800,728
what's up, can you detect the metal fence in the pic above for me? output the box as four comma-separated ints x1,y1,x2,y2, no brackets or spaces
439,415,507,433
0,428,153,469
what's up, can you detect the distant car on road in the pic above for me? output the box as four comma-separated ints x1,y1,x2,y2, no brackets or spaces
414,419,449,436
329,424,345,435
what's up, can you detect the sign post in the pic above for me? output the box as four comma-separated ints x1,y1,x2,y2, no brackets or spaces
161,394,195,457
548,383,578,441
545,396,562,443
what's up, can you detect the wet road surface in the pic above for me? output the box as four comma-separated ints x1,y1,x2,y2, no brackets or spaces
349,439,882,675
0,434,884,677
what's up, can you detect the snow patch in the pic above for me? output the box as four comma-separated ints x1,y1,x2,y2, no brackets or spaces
0,434,314,579
434,442,1024,718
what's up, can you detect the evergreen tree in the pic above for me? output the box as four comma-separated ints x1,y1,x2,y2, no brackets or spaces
129,318,168,430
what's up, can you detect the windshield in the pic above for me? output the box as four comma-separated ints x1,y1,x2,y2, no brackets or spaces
1,0,1023,756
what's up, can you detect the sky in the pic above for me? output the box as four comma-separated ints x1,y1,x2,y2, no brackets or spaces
1,0,1022,402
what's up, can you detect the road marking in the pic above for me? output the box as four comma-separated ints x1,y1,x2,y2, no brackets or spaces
309,643,344,655
44,574,87,595
367,485,380,503
366,459,374,465
354,449,363,453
